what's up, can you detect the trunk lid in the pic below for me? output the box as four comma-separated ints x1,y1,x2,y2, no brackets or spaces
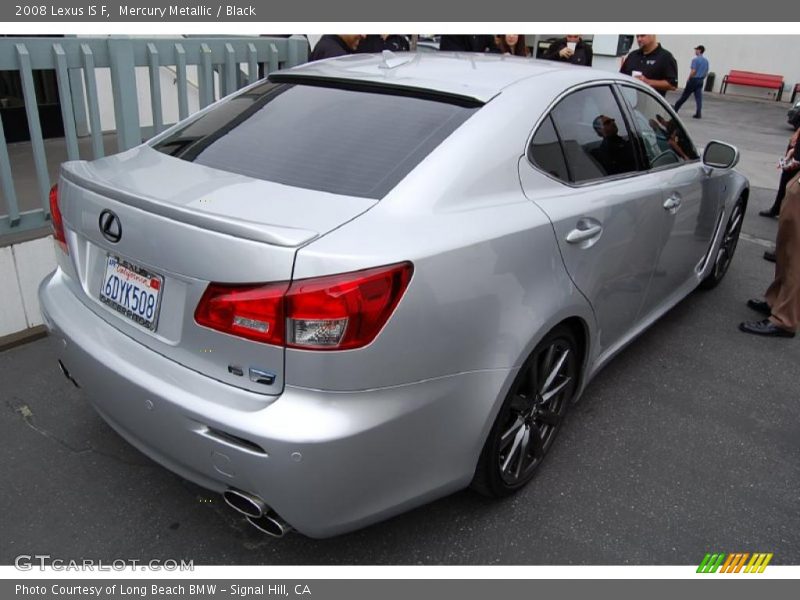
57,148,376,396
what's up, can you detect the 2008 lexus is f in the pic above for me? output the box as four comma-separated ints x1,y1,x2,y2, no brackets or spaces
39,53,748,538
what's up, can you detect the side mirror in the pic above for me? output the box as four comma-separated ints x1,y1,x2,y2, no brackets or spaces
703,140,739,170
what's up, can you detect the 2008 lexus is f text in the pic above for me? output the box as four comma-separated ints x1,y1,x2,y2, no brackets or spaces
39,52,748,538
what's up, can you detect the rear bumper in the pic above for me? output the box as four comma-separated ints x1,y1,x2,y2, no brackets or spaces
39,268,511,537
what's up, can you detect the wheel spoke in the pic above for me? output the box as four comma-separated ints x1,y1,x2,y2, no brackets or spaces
540,347,570,396
501,424,526,474
499,414,524,449
728,209,742,236
721,207,743,259
541,375,572,402
514,427,531,478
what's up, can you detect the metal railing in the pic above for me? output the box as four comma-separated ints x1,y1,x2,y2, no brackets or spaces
0,36,308,241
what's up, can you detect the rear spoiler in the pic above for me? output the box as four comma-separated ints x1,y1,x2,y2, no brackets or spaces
60,163,320,248
268,72,487,108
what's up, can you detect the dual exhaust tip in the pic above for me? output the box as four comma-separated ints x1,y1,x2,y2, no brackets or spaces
222,488,292,538
57,358,290,537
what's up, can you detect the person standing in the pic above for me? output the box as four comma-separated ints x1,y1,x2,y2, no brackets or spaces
673,44,709,119
740,148,800,338
309,35,364,61
356,35,410,54
620,34,678,98
760,121,800,219
495,34,529,56
542,34,593,66
439,35,497,53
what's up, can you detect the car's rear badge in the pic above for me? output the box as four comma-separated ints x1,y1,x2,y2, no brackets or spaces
98,209,122,243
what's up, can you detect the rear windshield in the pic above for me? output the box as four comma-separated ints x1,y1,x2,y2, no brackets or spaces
152,81,478,199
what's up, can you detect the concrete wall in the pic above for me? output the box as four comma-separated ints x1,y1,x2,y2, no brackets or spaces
658,35,798,100
0,237,56,340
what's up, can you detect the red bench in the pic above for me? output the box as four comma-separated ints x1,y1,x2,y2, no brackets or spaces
721,70,785,101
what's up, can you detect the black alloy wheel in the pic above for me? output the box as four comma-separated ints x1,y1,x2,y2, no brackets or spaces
700,196,745,290
472,325,579,497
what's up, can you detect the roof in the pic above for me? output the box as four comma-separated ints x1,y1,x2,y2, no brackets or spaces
277,52,617,104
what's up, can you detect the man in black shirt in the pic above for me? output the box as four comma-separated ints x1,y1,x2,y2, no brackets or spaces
309,35,364,61
620,34,678,98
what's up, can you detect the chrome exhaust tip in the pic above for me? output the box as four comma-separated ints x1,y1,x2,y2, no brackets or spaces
247,513,293,538
222,488,267,518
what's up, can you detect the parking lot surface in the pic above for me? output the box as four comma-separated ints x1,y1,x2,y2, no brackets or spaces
1,92,798,565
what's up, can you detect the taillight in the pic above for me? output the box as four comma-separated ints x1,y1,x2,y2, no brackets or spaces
194,281,289,346
194,262,413,350
286,262,413,350
49,184,68,254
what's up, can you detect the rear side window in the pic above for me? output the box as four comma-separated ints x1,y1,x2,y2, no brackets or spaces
152,82,478,199
528,115,569,182
548,85,638,183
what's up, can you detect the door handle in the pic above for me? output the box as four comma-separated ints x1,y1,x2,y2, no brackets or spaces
663,194,682,212
566,222,603,244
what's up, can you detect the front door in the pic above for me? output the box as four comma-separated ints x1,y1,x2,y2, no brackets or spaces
618,86,722,316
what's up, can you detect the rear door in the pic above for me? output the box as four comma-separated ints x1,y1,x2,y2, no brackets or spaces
519,84,664,356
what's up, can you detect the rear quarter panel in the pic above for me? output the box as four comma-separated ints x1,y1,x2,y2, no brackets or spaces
287,86,596,394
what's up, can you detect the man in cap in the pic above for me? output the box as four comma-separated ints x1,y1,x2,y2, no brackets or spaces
620,35,678,98
672,44,710,119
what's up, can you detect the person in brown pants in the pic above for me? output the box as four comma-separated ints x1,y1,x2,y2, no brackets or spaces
741,169,800,338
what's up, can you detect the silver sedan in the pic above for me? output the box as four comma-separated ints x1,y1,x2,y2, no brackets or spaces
39,52,748,538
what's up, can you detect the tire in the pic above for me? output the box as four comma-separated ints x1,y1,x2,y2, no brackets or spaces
699,196,745,290
471,325,580,497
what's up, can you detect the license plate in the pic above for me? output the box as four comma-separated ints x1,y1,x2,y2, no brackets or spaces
99,255,164,331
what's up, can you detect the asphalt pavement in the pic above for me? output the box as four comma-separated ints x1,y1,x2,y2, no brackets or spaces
1,91,798,565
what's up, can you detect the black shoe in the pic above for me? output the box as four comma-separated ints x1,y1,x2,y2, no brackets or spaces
692,114,701,119
758,209,778,218
739,319,795,338
764,250,776,263
746,299,771,316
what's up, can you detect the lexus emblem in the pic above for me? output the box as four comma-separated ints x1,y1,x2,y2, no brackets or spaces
98,210,122,243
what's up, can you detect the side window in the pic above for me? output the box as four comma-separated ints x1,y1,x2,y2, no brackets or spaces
528,115,569,182
549,85,638,183
620,86,699,169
